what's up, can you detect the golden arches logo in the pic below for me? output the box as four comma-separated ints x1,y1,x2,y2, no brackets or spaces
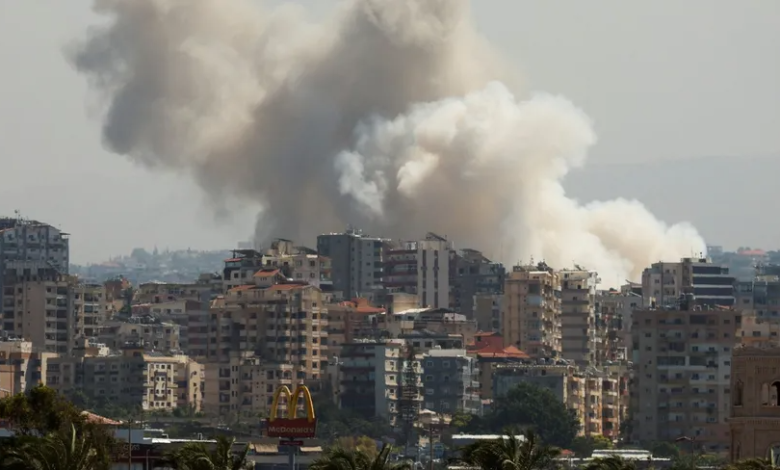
269,385,316,423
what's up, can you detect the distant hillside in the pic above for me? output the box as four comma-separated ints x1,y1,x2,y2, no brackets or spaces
563,155,780,250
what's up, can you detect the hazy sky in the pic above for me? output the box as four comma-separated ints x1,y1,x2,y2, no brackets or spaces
1,1,778,264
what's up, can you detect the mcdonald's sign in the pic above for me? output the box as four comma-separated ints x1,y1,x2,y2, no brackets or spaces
266,385,317,438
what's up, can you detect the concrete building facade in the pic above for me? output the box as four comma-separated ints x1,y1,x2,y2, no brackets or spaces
317,229,388,300
631,307,740,453
502,263,562,357
421,348,480,415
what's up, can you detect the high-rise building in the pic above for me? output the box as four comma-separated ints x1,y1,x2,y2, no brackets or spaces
630,306,739,453
559,269,599,366
0,217,70,317
421,348,480,415
641,257,735,308
383,233,454,309
317,228,388,300
502,263,562,357
1,276,106,354
451,249,505,317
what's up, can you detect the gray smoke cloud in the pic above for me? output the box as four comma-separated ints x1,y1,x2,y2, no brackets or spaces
70,0,705,283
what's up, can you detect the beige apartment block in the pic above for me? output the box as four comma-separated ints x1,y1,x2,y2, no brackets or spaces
560,269,599,366
135,282,212,304
502,264,562,357
729,344,780,460
99,319,181,352
474,293,502,333
201,283,329,382
1,277,107,354
386,308,477,345
326,299,386,359
47,345,202,412
202,353,297,418
0,339,53,394
631,307,740,454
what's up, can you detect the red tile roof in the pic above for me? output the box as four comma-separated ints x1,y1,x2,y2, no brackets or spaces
82,411,122,426
266,284,306,291
254,269,280,278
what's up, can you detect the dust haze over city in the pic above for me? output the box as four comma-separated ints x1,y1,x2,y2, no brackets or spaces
63,0,706,285
0,1,778,281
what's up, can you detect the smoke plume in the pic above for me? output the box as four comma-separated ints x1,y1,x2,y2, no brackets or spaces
70,0,705,283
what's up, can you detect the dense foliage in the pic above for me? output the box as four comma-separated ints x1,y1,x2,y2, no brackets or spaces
165,435,251,470
569,435,614,457
311,443,411,470
460,430,560,470
462,383,580,448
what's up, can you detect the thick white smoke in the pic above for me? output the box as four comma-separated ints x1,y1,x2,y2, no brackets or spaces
70,0,705,283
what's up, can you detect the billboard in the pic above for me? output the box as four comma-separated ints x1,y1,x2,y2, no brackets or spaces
266,385,317,438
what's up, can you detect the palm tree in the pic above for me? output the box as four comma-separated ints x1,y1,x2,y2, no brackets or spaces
583,456,636,470
1,423,112,470
310,442,411,470
460,430,560,470
168,435,251,470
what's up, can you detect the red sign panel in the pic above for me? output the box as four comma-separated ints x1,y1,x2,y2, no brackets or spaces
266,417,317,438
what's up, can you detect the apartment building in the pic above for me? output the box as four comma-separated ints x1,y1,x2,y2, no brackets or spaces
336,340,421,426
502,263,562,357
99,318,181,352
326,299,386,359
387,307,477,345
559,269,599,366
490,361,627,438
642,257,735,308
383,233,453,309
202,352,296,417
630,307,740,453
474,293,502,332
47,345,203,412
421,348,480,415
450,249,505,318
0,217,69,310
0,277,107,354
135,281,213,304
0,339,53,394
317,228,388,300
200,282,329,382
735,277,780,319
596,287,641,361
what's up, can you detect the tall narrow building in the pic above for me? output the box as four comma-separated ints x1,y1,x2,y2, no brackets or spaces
560,269,599,365
1,217,70,318
317,228,388,301
502,263,561,357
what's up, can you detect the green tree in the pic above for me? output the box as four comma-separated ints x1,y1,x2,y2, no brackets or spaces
310,443,410,470
648,441,680,459
570,435,614,457
0,385,86,436
460,429,560,470
464,383,580,448
1,423,113,470
583,456,635,470
332,436,380,461
168,435,251,470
